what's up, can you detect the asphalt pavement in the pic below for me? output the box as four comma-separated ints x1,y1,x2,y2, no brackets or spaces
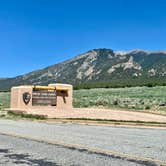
0,119,165,166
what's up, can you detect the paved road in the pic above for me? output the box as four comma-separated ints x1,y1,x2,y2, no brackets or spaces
0,134,150,166
0,119,165,166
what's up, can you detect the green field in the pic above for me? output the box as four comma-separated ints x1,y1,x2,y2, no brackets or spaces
74,86,166,112
0,92,10,110
0,86,166,112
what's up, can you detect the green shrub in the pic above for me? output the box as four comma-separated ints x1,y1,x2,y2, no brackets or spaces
95,98,109,106
145,105,151,110
112,99,119,105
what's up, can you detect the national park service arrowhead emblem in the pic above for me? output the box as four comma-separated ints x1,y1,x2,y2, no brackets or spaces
23,92,31,105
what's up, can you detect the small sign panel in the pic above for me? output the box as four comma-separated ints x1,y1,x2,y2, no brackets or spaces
32,90,57,106
23,92,31,105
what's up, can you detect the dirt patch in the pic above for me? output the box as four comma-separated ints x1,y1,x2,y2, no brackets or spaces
10,108,166,123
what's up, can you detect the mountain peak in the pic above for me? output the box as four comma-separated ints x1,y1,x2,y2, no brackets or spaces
89,48,114,57
1,48,166,90
91,48,113,52
129,49,166,55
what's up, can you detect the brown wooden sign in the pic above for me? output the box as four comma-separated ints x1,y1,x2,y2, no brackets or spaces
32,90,57,106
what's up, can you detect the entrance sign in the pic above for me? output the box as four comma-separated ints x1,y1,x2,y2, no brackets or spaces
32,90,57,106
10,84,73,110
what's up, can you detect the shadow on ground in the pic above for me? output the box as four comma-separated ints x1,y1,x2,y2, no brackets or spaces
0,148,59,166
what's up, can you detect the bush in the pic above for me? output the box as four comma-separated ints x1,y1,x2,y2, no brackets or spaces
96,98,109,106
145,105,151,110
112,99,119,105
146,83,153,87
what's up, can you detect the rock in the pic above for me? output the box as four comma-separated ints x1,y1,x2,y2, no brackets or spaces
159,103,166,107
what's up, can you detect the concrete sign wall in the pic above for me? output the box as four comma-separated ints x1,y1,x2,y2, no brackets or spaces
10,84,73,111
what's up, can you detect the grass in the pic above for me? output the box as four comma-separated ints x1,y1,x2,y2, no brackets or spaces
0,92,10,110
0,110,47,120
0,86,166,114
73,86,166,112
7,111,47,120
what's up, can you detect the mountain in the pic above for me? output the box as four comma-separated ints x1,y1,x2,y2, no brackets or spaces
1,48,166,91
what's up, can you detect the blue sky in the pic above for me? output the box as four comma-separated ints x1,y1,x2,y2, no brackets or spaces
0,0,166,77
